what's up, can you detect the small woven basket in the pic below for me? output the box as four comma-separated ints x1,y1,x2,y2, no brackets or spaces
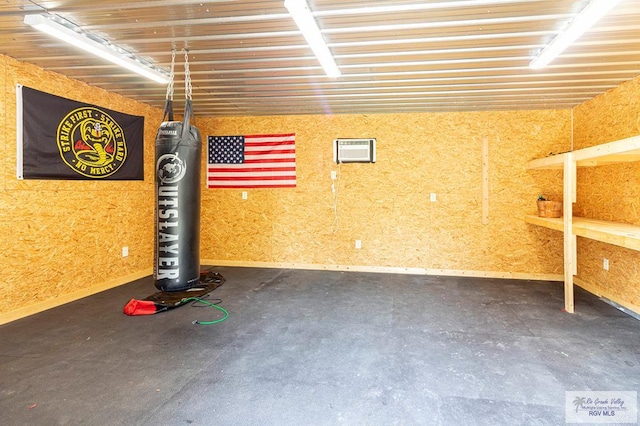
537,200,562,218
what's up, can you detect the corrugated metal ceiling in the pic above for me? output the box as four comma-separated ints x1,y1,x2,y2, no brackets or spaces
1,0,639,116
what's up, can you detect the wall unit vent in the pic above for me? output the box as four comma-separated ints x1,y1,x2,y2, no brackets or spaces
333,138,376,163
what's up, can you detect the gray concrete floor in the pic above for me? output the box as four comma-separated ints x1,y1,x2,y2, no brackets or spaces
1,267,639,425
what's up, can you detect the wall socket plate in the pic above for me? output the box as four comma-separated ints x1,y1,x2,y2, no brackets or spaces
603,258,610,271
122,246,129,257
355,239,362,249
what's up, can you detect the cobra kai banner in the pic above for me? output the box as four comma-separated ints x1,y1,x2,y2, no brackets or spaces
16,85,144,180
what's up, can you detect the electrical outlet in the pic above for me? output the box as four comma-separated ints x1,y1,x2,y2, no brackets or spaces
242,191,248,200
430,193,437,202
331,171,337,180
122,246,129,257
355,240,362,249
603,258,609,271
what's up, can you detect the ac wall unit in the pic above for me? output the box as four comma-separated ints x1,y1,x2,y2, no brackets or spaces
333,138,376,163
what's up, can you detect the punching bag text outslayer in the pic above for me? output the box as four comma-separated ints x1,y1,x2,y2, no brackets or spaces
154,116,201,291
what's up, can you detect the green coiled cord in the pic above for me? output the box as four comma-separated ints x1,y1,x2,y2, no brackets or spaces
181,297,229,325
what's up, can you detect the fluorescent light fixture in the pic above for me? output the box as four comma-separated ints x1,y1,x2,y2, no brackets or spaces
284,0,341,77
24,14,169,84
529,0,622,69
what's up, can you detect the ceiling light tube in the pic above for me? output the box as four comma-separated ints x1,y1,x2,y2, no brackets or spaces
24,14,169,84
284,0,341,78
529,0,622,70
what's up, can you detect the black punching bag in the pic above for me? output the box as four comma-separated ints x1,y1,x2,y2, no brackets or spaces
153,99,201,291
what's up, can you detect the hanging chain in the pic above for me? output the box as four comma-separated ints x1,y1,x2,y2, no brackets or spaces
184,49,192,100
165,48,176,101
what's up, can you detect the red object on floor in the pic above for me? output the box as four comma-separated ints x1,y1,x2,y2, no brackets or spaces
123,299,158,316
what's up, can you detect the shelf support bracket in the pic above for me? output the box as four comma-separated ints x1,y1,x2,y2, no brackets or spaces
563,152,576,313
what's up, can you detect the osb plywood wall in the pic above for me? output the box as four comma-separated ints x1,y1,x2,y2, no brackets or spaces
3,52,597,322
0,54,162,318
573,75,640,310
198,110,570,276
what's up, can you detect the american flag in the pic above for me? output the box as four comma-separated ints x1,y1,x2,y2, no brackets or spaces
207,133,296,188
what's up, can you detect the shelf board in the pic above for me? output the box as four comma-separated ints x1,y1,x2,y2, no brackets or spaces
528,135,640,170
527,153,566,170
525,215,640,251
524,214,564,231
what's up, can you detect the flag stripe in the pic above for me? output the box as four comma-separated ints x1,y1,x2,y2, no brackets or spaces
244,153,296,161
208,167,296,173
246,149,296,156
208,180,296,187
208,185,296,189
208,173,296,180
207,133,296,189
245,138,295,144
244,158,295,164
210,161,296,169
245,134,295,141
245,141,295,148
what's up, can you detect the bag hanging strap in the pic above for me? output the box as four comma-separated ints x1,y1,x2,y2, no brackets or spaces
181,48,194,141
162,48,176,122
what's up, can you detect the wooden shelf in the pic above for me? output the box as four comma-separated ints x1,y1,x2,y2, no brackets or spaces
524,214,563,231
527,133,640,314
528,134,640,170
527,154,566,170
525,215,640,252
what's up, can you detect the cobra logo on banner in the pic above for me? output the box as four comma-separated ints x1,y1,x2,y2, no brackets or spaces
56,107,128,178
